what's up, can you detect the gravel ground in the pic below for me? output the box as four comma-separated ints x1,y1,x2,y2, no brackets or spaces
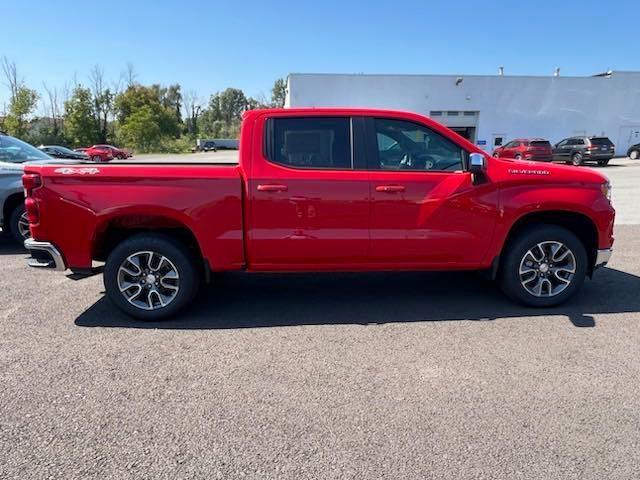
1,159,639,479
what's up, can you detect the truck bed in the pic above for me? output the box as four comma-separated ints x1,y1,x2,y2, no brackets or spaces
24,162,245,271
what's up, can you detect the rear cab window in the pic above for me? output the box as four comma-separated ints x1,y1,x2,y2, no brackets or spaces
266,117,352,169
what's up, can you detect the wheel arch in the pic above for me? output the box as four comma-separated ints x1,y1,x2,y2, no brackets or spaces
92,214,210,280
500,210,598,277
2,192,25,226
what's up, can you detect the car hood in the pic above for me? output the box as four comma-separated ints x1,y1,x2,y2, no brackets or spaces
494,156,609,185
0,158,84,173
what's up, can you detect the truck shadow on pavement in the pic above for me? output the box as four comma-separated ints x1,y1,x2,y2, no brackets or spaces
0,236,24,255
75,267,640,330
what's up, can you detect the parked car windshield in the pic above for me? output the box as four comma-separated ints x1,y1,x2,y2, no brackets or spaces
55,146,81,155
0,135,51,163
530,140,551,147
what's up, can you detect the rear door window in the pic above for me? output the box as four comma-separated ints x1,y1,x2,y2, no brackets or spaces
267,117,352,169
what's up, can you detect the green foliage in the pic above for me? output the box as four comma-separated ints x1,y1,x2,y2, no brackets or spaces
64,86,99,147
118,105,162,152
3,86,39,137
157,136,194,154
198,87,268,139
271,78,287,108
115,84,181,141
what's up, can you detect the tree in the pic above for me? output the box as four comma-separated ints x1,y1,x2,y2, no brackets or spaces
1,57,39,137
184,90,202,136
114,83,181,148
218,88,248,126
89,65,114,143
64,85,98,146
118,105,161,151
42,82,64,141
271,78,287,108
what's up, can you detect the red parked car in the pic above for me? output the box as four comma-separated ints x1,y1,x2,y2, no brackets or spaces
81,144,131,162
23,108,614,320
493,138,553,162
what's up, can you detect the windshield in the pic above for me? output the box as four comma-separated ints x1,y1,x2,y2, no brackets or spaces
0,135,51,163
54,146,79,155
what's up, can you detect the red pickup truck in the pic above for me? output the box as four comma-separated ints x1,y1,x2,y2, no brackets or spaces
22,108,615,320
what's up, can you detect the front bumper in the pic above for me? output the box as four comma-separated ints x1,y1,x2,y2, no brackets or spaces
594,248,612,269
24,239,67,271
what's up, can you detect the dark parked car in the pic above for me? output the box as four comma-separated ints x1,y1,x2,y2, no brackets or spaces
200,141,218,152
627,143,640,160
39,145,90,161
552,136,615,166
492,138,553,162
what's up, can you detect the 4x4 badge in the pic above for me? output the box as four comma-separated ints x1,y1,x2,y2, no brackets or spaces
53,167,100,175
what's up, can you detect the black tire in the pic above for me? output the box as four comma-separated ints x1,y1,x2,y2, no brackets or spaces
597,159,610,166
9,204,29,244
92,155,102,163
629,149,639,160
499,225,587,307
104,234,200,320
571,152,583,166
514,154,522,160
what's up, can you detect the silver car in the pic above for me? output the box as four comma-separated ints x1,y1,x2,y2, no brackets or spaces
1,133,79,244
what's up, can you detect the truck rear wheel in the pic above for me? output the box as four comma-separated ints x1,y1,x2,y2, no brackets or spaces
499,225,587,307
104,234,200,320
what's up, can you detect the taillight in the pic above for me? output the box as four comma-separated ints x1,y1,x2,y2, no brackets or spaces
22,173,42,197
25,197,39,224
587,145,598,151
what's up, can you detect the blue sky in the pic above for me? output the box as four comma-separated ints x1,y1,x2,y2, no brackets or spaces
1,0,638,108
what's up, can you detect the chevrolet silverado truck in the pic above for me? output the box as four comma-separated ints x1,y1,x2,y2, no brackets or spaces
22,108,615,320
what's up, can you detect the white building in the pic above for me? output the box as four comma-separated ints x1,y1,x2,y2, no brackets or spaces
285,71,640,156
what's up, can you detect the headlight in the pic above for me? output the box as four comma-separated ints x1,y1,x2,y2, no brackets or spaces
601,181,612,202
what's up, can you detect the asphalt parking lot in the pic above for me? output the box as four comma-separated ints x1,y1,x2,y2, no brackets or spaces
1,158,639,479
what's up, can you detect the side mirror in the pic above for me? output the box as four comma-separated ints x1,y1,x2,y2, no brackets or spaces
469,153,488,185
469,153,487,173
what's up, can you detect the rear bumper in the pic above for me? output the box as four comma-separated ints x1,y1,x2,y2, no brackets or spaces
24,239,66,271
594,248,612,269
585,151,614,160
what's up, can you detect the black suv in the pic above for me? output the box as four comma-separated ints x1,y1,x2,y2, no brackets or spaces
552,136,615,166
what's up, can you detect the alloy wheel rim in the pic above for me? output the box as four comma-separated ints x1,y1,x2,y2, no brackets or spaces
519,241,576,297
18,211,31,240
117,251,180,310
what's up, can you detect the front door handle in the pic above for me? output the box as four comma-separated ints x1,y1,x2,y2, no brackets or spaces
257,184,288,192
375,185,405,193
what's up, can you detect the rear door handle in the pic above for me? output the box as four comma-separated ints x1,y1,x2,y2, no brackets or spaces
257,184,288,192
375,185,405,193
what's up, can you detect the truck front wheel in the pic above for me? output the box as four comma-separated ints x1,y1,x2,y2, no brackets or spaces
104,234,200,320
499,225,587,307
